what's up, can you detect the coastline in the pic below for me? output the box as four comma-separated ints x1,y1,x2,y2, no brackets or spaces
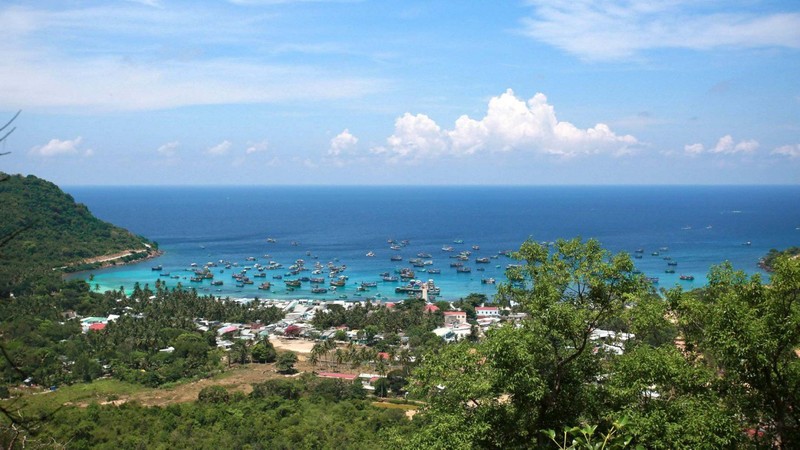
62,247,165,275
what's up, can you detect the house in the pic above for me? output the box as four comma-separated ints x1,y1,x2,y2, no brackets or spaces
424,303,440,313
443,310,467,326
475,306,500,319
432,327,456,343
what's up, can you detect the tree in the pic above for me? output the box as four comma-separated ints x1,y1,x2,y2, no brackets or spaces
373,378,390,398
198,385,230,403
671,258,800,449
276,351,298,374
408,238,649,448
229,340,250,365
251,339,277,363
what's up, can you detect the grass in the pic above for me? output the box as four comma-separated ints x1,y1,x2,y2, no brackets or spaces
372,401,418,411
2,378,151,415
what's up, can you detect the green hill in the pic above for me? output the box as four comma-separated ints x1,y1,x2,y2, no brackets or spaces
0,173,158,295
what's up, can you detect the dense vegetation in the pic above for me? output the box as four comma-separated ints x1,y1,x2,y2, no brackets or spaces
760,246,800,271
0,173,157,296
397,239,800,449
5,375,413,449
0,283,285,388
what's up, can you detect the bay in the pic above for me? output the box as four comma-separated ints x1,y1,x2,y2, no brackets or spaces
65,185,800,301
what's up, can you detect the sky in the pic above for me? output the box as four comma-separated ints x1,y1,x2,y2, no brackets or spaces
1,0,799,185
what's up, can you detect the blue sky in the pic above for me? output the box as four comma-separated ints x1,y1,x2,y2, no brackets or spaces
1,0,799,185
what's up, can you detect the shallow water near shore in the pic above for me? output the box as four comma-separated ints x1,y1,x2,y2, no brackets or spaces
65,185,800,301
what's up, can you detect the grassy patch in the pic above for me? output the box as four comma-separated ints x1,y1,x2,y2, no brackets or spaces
2,378,151,414
372,401,418,411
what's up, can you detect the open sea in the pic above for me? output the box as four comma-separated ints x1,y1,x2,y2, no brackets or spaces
65,186,800,302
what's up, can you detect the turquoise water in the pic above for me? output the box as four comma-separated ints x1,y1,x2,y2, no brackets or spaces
65,186,800,301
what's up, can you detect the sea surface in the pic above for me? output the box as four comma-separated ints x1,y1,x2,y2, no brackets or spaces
65,185,800,302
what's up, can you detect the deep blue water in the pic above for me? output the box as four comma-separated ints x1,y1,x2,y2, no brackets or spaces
65,185,800,301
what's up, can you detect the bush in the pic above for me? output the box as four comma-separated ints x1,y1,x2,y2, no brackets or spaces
197,385,230,403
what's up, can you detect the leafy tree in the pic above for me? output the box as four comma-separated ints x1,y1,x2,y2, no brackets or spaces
276,351,298,374
671,257,800,449
251,339,277,363
198,385,230,403
408,238,648,448
229,340,250,365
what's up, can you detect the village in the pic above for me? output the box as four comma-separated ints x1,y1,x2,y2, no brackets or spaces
75,294,634,396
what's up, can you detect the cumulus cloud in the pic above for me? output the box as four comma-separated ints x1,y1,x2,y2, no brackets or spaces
29,137,85,157
709,135,759,154
245,140,269,154
372,89,637,162
684,135,759,156
157,141,180,157
328,129,358,157
522,0,800,61
772,144,800,158
206,140,232,156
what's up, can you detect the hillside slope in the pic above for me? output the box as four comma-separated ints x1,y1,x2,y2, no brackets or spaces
0,173,158,295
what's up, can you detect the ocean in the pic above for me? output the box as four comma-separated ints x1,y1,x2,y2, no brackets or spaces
65,185,800,302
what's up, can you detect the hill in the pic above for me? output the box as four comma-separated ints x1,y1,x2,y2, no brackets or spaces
0,173,158,295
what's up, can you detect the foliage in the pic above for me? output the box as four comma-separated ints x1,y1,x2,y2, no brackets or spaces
275,351,298,374
251,339,277,363
197,385,230,403
0,173,158,296
413,237,647,448
670,257,800,448
760,246,800,271
544,417,642,450
19,393,411,449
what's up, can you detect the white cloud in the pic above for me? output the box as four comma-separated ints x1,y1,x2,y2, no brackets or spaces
373,89,637,162
0,5,385,112
328,129,358,156
245,140,269,154
684,143,704,155
157,141,180,157
522,1,800,61
709,135,759,154
206,140,232,156
29,137,84,157
772,144,800,158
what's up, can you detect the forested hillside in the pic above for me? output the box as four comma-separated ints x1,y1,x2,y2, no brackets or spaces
0,173,157,295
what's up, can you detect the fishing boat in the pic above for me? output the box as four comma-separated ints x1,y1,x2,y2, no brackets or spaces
360,281,378,288
390,255,403,261
679,275,695,281
665,269,675,274
211,280,223,286
417,252,432,258
330,277,346,287
258,282,271,290
366,251,375,257
151,265,162,271
382,275,399,282
284,279,301,287
475,257,490,263
481,278,496,284
667,261,677,266
453,239,464,244
311,287,327,294
442,245,454,252
427,268,441,274
472,245,480,250
456,266,472,273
